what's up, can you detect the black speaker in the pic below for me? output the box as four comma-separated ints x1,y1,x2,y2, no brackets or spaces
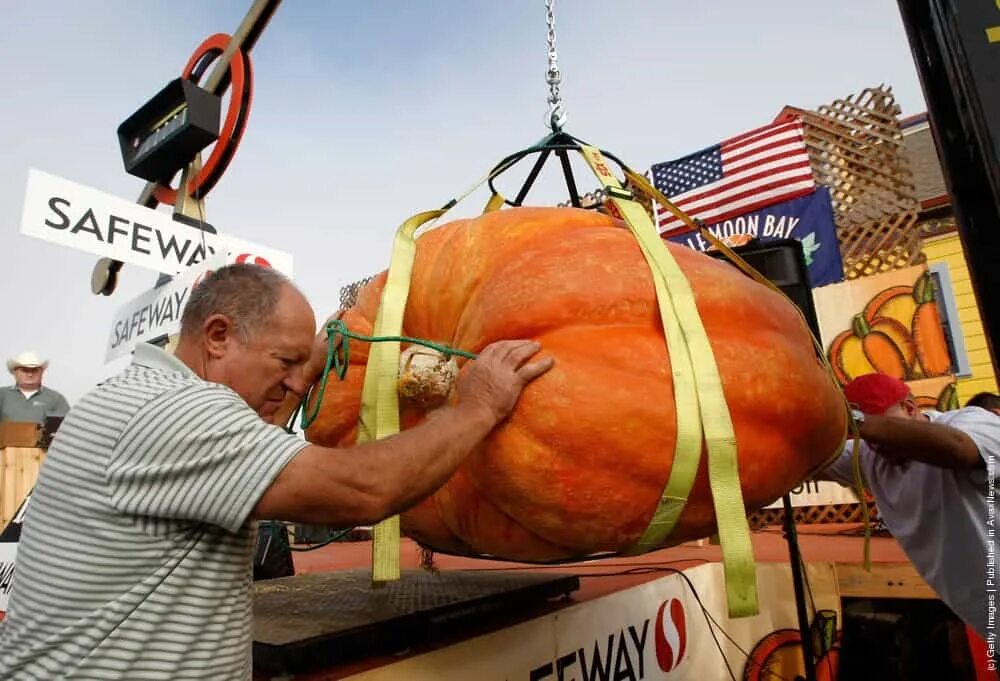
707,238,821,338
253,521,294,581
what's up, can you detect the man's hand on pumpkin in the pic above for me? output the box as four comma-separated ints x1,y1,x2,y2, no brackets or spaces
457,340,554,425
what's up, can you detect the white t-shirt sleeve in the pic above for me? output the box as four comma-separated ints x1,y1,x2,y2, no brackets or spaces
935,406,1000,469
821,440,864,487
106,383,309,533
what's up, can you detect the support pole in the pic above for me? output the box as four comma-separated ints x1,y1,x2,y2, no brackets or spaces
782,493,817,681
93,0,282,295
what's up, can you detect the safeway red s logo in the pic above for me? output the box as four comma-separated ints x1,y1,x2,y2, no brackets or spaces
654,597,687,672
235,253,273,268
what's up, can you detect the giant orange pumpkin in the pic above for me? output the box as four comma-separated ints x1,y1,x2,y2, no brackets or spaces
306,207,847,561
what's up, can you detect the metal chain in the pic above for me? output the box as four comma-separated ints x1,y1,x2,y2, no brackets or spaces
545,0,566,130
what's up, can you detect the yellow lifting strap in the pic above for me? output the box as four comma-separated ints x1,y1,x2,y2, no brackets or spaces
623,170,867,570
579,146,758,617
483,191,506,213
356,158,522,583
357,208,448,583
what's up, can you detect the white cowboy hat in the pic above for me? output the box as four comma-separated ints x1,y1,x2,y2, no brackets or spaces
7,351,49,374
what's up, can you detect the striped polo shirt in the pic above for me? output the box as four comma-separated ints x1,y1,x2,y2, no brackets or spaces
0,344,308,680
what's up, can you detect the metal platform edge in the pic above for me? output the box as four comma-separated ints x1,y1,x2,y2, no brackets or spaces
252,570,580,675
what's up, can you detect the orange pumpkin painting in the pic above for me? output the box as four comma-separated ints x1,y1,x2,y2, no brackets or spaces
825,271,952,385
912,272,952,377
913,382,959,411
305,207,847,561
827,314,908,384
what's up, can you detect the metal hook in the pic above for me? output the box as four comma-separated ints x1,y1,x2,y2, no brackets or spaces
547,106,567,131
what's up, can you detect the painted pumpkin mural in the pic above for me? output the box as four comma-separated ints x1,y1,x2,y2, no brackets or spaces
815,265,958,409
743,610,840,681
826,271,952,383
305,207,847,561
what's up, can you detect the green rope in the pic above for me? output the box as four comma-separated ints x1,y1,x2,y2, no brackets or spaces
287,527,357,552
299,319,477,431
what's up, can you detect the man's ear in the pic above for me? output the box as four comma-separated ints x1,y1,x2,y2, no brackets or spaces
204,314,236,358
902,396,921,418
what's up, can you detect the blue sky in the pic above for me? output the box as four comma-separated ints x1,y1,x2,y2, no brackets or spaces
1,1,928,403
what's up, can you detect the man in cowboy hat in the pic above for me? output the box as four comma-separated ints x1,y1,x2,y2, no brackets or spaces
1,351,70,425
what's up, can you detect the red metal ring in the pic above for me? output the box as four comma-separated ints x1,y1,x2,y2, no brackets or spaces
153,33,252,205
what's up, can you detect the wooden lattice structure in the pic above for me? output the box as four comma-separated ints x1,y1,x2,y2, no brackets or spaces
747,500,880,530
794,85,923,279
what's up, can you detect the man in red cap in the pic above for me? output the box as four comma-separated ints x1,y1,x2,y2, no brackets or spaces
820,372,1000,642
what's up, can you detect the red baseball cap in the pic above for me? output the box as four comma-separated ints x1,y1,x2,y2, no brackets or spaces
843,373,910,415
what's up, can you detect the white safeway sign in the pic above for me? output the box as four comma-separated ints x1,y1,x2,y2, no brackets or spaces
105,253,229,362
0,542,16,614
20,169,294,276
763,479,860,509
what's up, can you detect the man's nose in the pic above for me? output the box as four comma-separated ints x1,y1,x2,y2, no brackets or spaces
283,368,309,398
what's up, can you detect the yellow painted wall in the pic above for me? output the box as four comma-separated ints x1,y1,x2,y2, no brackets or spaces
921,233,998,403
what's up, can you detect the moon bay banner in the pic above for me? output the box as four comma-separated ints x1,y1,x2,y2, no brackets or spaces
664,187,844,288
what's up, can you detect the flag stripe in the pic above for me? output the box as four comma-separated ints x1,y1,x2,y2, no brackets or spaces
658,178,815,233
723,126,803,158
723,139,806,169
659,182,816,235
658,173,815,227
651,120,814,234
723,120,800,148
657,160,813,217
726,147,810,176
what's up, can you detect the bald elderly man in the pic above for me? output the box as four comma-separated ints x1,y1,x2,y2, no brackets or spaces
0,264,554,680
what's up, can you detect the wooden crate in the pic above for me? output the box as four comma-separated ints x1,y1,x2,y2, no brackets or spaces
0,421,40,448
1,447,45,528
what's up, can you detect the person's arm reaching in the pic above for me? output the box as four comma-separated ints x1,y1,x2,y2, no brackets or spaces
253,339,554,527
857,414,981,469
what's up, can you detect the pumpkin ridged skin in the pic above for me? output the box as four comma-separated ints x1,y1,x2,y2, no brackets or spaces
307,207,846,560
869,316,916,374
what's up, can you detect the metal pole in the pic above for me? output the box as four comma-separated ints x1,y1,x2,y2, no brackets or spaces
93,0,282,294
782,493,817,681
139,0,281,212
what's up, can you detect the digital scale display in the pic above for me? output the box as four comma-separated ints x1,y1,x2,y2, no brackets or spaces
117,78,220,183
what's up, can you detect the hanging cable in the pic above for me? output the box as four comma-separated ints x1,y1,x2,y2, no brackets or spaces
544,0,567,131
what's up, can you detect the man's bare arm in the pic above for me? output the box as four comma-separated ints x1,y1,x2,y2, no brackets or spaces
253,339,554,526
859,415,981,469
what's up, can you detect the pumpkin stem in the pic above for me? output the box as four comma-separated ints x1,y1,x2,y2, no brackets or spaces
914,272,936,304
851,313,871,338
397,345,458,409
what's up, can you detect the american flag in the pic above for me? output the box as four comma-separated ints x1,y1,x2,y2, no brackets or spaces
651,120,815,235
